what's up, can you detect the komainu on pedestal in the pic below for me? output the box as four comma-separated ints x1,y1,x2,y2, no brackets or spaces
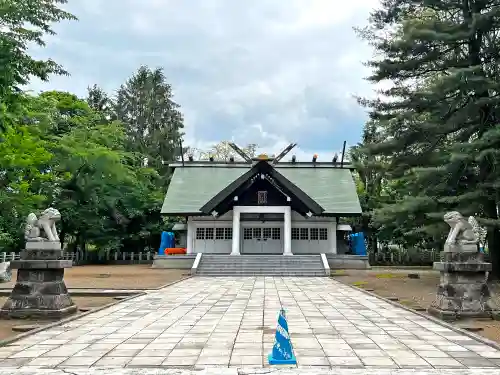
428,211,500,321
0,208,77,319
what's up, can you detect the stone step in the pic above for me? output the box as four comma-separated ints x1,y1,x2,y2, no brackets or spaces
198,264,322,267
197,273,326,276
198,264,323,268
195,254,326,277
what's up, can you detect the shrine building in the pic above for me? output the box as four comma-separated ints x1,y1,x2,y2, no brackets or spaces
160,143,363,260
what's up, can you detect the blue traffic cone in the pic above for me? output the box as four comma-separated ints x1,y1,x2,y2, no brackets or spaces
268,308,297,365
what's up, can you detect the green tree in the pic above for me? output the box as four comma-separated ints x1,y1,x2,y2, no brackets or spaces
86,84,115,121
358,1,500,273
0,0,76,131
115,66,184,176
0,92,57,250
350,121,387,252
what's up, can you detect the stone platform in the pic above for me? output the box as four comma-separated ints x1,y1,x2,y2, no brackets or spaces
0,242,76,319
429,252,500,321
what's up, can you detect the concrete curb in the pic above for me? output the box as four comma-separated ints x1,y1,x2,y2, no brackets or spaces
0,276,193,348
151,275,193,290
0,290,139,297
345,281,500,352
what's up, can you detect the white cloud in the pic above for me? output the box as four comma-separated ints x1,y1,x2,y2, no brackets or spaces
27,0,381,156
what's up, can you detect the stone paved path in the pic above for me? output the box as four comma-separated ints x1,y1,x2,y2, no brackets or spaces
1,277,500,371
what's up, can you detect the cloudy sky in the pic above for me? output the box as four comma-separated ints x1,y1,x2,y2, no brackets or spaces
28,0,380,161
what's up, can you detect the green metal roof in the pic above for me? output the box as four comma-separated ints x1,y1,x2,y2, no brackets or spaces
277,167,362,215
161,165,362,215
161,167,247,214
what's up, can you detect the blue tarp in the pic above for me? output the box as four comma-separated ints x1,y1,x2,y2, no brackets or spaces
349,232,367,256
158,231,175,255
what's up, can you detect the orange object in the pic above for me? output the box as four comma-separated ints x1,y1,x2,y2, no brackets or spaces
165,248,187,255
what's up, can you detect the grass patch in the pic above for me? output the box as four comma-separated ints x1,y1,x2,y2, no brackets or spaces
331,270,347,276
352,281,368,287
374,273,405,279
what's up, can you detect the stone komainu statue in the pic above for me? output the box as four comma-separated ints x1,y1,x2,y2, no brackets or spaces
24,208,61,242
443,211,486,252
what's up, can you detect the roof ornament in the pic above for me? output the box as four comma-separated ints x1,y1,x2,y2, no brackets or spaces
227,142,253,163
257,153,269,160
272,143,297,165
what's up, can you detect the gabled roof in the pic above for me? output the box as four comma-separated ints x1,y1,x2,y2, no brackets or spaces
278,167,362,216
161,162,362,216
200,160,324,216
160,167,247,215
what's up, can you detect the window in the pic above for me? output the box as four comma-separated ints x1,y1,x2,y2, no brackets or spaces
243,228,252,240
196,227,205,240
319,228,328,240
205,228,214,240
300,228,309,240
263,228,272,239
291,228,300,240
224,228,233,240
253,228,262,238
271,228,281,240
197,227,233,240
215,228,224,240
310,228,319,240
257,190,268,204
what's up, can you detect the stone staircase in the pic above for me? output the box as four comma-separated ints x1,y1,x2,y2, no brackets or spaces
194,254,328,276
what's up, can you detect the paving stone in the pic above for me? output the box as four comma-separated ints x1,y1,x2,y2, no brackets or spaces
127,356,166,366
0,358,31,367
297,356,329,366
196,356,230,365
361,357,398,367
9,348,52,358
25,357,66,367
416,350,450,358
425,356,465,367
458,357,498,368
354,349,386,357
328,356,363,367
480,351,500,359
229,355,262,366
393,356,432,367
93,356,132,366
447,350,481,358
107,349,140,357
59,356,98,366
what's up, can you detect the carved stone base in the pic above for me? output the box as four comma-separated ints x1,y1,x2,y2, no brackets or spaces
428,258,500,321
0,243,76,319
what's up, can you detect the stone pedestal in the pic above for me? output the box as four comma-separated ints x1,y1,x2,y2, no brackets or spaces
428,251,500,321
0,242,77,319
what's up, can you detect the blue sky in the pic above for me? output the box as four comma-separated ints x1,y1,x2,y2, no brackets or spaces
27,0,380,161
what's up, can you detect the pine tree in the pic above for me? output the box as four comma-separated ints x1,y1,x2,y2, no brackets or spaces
114,66,184,176
358,1,500,273
86,84,115,121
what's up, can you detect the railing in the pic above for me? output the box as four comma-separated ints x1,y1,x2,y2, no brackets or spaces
368,249,490,266
0,251,156,265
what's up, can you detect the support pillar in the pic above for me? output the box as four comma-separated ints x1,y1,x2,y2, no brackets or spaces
231,209,241,255
329,220,337,254
186,219,194,254
283,207,292,255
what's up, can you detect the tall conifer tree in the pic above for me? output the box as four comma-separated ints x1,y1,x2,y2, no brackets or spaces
358,1,500,274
